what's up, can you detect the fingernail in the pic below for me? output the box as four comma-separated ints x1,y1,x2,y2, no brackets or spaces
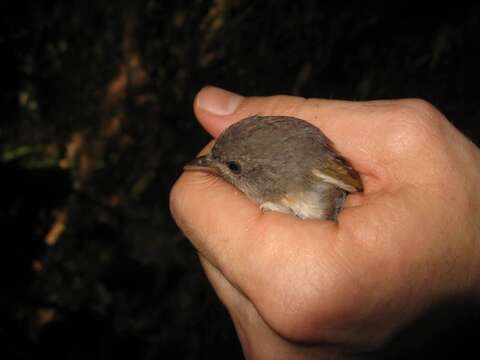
196,86,244,115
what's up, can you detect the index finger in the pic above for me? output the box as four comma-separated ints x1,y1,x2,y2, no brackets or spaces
169,164,340,294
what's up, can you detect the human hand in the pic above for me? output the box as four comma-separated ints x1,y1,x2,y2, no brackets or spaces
170,86,480,358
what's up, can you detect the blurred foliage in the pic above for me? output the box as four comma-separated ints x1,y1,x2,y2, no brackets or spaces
1,1,479,359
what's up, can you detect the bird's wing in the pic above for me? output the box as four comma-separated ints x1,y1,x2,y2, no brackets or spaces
312,155,363,192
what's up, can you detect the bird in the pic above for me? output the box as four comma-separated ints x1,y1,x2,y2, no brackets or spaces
185,115,363,220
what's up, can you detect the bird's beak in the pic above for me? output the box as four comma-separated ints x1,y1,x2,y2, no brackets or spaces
184,155,218,174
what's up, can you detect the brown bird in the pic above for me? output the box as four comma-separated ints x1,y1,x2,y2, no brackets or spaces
185,116,363,220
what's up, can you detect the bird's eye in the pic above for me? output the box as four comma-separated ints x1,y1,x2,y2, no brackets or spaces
227,161,241,174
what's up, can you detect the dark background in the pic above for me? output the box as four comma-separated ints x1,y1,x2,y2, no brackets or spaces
1,1,480,359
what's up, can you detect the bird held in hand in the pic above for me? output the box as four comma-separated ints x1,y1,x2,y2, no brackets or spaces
185,116,363,220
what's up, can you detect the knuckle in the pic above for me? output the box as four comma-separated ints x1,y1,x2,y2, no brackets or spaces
398,98,441,119
385,99,446,155
395,99,443,130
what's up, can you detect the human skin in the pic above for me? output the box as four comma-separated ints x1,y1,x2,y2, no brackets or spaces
169,86,480,359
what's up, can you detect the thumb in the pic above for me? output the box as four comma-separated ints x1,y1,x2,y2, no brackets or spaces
193,86,310,138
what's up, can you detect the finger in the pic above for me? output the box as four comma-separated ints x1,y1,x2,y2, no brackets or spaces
170,167,340,298
199,254,250,315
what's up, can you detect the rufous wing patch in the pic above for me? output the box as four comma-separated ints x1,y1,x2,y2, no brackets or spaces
312,158,363,192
